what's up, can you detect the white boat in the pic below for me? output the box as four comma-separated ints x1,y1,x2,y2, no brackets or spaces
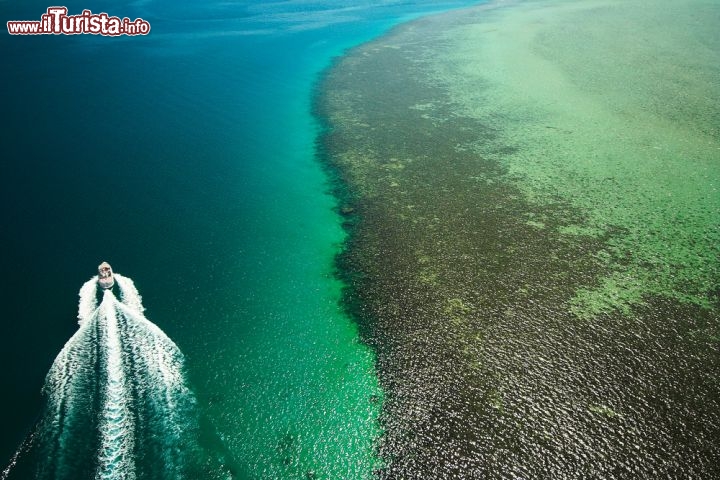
97,262,115,289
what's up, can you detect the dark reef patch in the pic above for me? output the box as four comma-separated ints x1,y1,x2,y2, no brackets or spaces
314,8,720,480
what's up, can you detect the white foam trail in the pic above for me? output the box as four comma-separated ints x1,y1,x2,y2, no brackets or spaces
41,282,99,478
96,292,135,480
77,277,100,325
114,274,144,315
1,430,37,480
114,275,192,474
20,272,197,480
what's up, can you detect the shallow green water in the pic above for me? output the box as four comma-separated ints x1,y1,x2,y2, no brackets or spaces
318,0,720,477
0,1,481,478
435,0,720,317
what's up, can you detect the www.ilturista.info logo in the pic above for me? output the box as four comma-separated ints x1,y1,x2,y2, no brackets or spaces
7,7,150,36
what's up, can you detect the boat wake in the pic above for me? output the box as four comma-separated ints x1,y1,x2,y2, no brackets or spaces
2,273,198,480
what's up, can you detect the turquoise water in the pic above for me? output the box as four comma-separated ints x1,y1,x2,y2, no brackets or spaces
0,0,478,478
24,275,200,479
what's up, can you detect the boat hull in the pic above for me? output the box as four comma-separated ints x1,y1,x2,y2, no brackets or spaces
97,262,115,290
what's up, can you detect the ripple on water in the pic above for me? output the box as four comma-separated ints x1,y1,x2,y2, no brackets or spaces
317,1,720,477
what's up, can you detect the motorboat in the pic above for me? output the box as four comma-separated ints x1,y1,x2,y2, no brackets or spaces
97,261,115,289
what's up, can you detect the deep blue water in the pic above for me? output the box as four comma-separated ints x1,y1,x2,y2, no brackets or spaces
1,0,479,477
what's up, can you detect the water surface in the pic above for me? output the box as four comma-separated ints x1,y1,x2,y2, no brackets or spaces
318,0,719,477
0,0,479,478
